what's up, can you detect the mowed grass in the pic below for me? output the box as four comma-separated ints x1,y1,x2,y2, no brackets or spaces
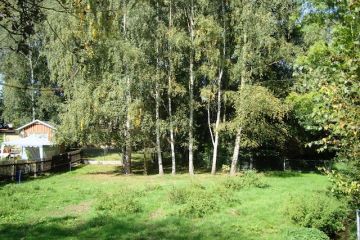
0,165,333,240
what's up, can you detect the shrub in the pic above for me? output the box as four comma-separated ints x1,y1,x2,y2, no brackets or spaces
221,164,230,174
221,171,269,190
286,195,347,236
168,187,189,205
178,190,220,218
96,190,142,215
169,183,236,218
284,227,329,240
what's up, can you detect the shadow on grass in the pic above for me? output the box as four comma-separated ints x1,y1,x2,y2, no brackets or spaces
0,214,247,240
264,171,303,178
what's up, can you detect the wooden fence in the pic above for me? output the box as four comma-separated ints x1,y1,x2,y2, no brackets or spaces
0,149,81,181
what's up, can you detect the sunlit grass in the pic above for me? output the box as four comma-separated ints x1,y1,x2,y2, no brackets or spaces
0,165,335,240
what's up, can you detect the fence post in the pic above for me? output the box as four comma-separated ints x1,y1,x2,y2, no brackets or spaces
33,162,37,178
69,153,72,172
357,209,360,240
17,170,21,184
40,160,44,174
11,162,15,181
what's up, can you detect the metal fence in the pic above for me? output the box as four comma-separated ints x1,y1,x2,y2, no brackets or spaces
239,158,332,171
0,149,81,181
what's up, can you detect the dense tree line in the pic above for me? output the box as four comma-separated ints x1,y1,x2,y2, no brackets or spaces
0,0,358,189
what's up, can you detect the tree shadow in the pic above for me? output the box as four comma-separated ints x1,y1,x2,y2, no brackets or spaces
0,214,247,240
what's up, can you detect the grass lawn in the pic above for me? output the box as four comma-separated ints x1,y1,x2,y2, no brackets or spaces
82,148,122,161
81,148,147,162
0,165,340,239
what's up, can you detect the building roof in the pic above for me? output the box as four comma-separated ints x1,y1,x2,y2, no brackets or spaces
16,120,57,131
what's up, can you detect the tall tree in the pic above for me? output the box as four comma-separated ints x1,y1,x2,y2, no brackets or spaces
229,0,296,175
291,0,360,206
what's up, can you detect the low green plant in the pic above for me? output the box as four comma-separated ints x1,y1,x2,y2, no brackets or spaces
145,184,163,192
178,190,220,218
221,164,230,174
168,186,189,205
96,190,142,215
222,171,269,190
283,227,329,240
286,195,347,237
169,183,236,218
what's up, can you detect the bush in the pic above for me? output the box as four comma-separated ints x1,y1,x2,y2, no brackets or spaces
221,171,269,190
286,195,347,236
96,190,142,215
178,190,220,218
284,228,329,240
168,186,190,205
169,183,236,218
221,164,230,174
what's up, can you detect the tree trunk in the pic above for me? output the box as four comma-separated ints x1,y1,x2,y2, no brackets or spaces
156,84,164,175
124,76,132,174
211,1,226,175
28,50,36,121
123,2,131,174
230,32,247,176
168,0,176,175
188,0,195,175
230,127,242,175
143,146,148,175
122,145,126,166
155,0,164,175
211,70,223,175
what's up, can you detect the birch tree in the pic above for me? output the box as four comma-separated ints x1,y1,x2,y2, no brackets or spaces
229,0,296,175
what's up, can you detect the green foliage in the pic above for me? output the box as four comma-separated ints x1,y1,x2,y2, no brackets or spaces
283,228,329,240
230,85,289,148
168,183,235,218
292,0,360,207
96,190,143,215
324,167,360,208
286,194,348,236
221,171,269,190
221,164,230,174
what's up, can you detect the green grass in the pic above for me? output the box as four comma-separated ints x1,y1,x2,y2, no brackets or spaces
82,148,122,161
0,166,342,239
81,148,148,162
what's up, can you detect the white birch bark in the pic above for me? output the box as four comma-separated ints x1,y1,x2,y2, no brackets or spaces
123,0,132,174
188,0,195,175
155,0,164,175
230,32,247,176
168,0,176,175
211,1,227,174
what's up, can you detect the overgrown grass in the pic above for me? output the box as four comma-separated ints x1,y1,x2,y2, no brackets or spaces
0,165,351,239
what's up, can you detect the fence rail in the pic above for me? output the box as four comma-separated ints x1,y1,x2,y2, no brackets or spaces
0,149,81,181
